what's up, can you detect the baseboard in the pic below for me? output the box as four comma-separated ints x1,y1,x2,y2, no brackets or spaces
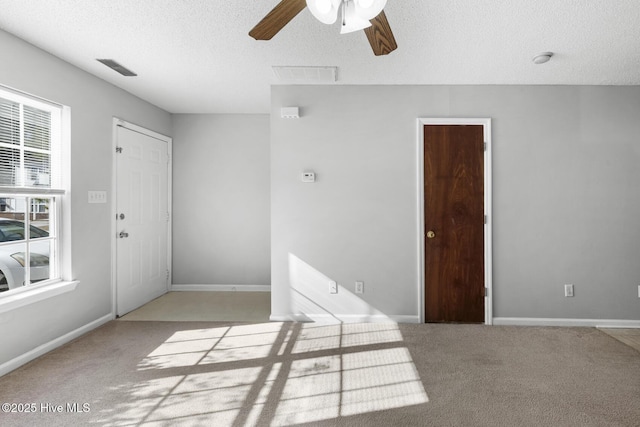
493,317,640,328
269,313,421,324
388,315,421,324
170,284,271,292
0,313,113,377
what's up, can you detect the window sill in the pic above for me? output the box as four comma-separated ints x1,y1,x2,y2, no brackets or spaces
0,280,79,314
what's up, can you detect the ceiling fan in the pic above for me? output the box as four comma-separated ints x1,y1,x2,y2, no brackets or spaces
249,0,397,56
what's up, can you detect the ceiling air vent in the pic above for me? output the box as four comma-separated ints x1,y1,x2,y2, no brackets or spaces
96,59,137,77
272,66,337,84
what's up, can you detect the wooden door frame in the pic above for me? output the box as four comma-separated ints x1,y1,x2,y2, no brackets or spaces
417,118,493,324
110,118,173,318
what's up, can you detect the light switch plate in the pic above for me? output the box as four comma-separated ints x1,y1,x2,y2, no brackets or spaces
88,190,107,204
564,284,574,297
329,281,338,294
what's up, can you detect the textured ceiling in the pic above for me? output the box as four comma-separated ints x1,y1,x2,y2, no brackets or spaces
1,0,639,114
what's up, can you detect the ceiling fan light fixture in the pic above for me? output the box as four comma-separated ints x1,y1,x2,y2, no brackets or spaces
307,0,386,33
353,0,387,20
250,0,397,56
306,0,340,24
316,0,332,13
340,0,372,34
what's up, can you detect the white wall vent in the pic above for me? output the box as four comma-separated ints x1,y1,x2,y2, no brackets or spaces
272,66,337,84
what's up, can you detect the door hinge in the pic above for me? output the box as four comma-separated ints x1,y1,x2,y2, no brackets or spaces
166,270,170,281
484,215,487,224
485,287,489,297
167,212,171,222
484,142,487,151
115,146,123,153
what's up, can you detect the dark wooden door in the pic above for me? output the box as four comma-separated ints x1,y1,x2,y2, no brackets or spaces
424,125,485,323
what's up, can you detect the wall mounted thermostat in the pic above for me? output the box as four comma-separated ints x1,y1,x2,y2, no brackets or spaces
302,172,316,182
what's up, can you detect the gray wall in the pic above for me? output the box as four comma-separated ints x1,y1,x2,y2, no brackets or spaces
172,114,270,286
0,30,172,366
271,85,640,322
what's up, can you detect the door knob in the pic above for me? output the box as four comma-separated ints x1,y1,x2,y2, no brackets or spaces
426,230,436,239
119,231,129,238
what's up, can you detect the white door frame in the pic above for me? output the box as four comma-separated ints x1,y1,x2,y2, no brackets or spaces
417,118,493,324
110,118,172,318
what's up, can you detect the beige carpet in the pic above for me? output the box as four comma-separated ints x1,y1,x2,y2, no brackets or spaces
118,291,271,322
1,320,639,427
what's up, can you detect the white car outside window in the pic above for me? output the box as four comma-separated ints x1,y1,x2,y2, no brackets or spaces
0,219,50,292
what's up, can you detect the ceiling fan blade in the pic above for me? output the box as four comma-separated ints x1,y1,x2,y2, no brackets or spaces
364,10,397,56
249,0,307,40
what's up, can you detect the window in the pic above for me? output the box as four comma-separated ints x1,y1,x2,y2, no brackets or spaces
0,86,66,294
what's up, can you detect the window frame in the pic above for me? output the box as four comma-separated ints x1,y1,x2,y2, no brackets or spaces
0,84,74,307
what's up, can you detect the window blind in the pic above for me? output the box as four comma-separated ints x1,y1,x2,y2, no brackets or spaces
0,95,61,190
0,98,20,187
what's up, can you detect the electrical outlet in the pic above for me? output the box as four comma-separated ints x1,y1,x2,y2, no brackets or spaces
355,281,364,294
564,284,574,297
329,281,338,294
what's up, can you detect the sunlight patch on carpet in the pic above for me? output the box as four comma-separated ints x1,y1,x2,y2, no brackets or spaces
100,322,428,426
273,347,428,425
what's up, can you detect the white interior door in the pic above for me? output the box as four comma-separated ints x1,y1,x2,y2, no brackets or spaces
115,124,170,317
